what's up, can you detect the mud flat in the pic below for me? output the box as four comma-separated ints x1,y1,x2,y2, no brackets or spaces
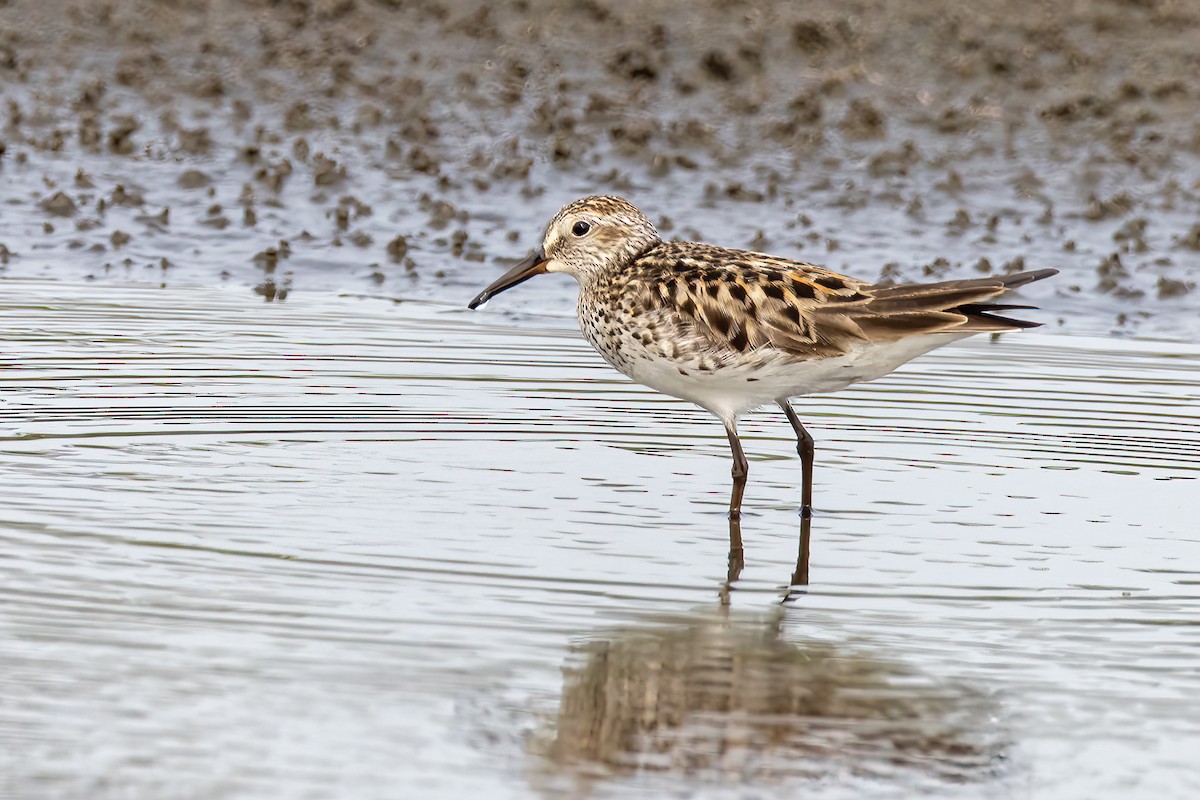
1,0,1198,337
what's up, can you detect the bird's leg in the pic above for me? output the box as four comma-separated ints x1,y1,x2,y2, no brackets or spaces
778,400,815,518
724,421,748,520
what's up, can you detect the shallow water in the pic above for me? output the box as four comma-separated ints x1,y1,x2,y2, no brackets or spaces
1,279,1198,799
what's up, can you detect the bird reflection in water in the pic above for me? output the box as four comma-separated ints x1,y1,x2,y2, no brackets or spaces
722,513,811,607
533,519,1007,793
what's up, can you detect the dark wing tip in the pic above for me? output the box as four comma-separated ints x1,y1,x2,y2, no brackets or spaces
999,268,1058,288
974,312,1043,329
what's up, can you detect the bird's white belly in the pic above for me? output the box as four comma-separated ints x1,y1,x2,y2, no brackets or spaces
619,333,969,421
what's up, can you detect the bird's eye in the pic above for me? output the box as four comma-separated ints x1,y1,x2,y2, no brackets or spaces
571,221,591,237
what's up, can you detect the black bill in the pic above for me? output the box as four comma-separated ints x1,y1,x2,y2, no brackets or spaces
466,248,548,309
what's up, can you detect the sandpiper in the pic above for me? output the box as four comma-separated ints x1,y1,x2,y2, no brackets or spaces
468,196,1056,519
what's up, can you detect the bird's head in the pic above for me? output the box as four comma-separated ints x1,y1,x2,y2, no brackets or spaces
467,196,660,309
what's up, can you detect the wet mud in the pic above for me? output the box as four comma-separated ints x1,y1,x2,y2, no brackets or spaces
1,0,1198,336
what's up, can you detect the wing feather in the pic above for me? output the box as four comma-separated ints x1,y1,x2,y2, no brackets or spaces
624,243,1055,361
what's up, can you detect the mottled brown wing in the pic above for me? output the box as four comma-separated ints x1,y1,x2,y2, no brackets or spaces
629,243,873,360
630,243,1054,360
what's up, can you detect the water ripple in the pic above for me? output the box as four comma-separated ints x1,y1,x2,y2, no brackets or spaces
1,280,1198,799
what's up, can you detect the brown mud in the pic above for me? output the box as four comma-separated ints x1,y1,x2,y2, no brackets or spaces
1,0,1198,335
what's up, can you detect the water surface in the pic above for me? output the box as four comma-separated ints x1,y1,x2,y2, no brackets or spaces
1,280,1197,798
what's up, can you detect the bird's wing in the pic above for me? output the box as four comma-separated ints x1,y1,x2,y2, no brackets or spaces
849,268,1058,335
628,243,873,360
630,243,1055,360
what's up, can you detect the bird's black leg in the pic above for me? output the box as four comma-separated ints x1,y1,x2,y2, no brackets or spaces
778,400,815,518
724,420,748,520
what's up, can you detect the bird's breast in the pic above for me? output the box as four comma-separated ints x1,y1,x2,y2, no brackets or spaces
575,290,777,408
576,293,643,374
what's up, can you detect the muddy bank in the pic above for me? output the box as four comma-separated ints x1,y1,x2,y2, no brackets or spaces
0,0,1198,337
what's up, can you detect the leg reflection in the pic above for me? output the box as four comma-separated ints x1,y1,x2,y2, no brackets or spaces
722,513,810,607
719,516,745,607
783,513,812,604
